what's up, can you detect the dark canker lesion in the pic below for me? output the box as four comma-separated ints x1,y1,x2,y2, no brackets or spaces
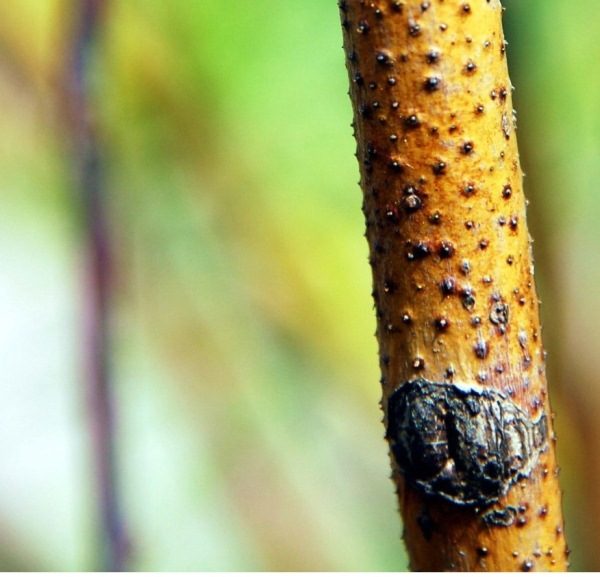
386,378,547,508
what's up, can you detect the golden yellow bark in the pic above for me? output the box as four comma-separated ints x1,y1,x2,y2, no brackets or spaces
340,0,568,571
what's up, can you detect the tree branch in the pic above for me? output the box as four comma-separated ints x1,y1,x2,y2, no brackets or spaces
340,0,568,570
68,0,129,570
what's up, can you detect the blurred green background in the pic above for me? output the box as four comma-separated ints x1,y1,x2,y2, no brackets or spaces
0,0,597,571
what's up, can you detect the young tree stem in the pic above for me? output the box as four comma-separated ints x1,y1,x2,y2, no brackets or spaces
340,0,568,570
68,0,129,570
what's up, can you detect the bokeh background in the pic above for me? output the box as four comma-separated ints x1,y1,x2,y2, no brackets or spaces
0,0,598,571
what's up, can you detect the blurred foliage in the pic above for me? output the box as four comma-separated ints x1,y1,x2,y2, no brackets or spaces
0,0,598,571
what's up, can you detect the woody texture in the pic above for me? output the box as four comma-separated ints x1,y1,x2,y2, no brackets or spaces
339,0,568,571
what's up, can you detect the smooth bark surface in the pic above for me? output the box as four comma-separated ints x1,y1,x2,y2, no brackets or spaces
340,0,568,570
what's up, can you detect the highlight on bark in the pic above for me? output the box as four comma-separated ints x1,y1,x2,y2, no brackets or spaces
339,0,568,571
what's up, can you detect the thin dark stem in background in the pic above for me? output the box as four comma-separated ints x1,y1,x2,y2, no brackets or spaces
68,0,129,571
